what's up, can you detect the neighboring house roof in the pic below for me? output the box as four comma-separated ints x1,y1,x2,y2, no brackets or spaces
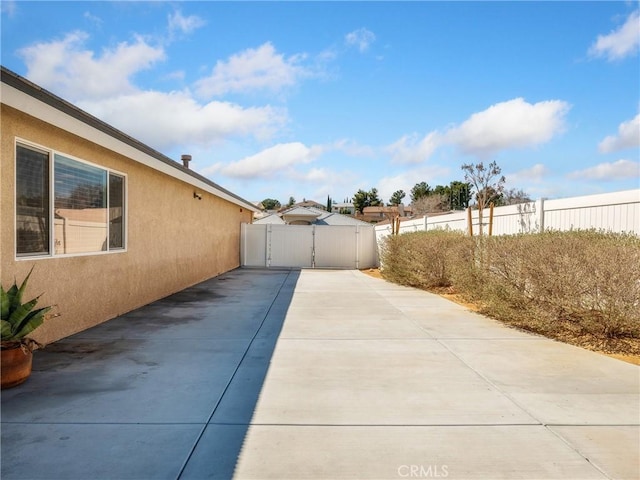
1,66,259,213
315,212,371,226
253,214,286,224
280,206,323,225
254,209,278,220
274,206,370,226
363,205,413,214
281,206,323,218
362,206,414,220
293,200,326,210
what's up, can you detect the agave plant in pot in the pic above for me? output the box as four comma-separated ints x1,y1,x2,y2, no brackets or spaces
1,268,55,389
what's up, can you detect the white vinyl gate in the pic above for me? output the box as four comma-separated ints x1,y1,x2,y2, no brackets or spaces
241,223,378,269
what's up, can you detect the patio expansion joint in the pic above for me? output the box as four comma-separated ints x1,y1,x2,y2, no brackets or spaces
363,276,616,479
0,421,209,426
431,329,618,480
277,337,441,341
175,269,296,480
543,424,620,480
206,422,546,428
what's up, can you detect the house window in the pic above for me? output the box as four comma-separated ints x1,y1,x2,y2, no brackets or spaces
108,173,125,249
16,145,50,256
15,143,126,257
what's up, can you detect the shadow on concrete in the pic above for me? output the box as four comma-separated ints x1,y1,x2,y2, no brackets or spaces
1,268,300,480
177,268,301,479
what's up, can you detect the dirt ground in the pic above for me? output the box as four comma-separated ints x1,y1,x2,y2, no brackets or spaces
360,268,640,366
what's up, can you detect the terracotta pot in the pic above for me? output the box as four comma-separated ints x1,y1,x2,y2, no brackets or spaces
1,346,33,389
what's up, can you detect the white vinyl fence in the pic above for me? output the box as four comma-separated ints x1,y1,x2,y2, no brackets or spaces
241,223,378,269
376,189,640,243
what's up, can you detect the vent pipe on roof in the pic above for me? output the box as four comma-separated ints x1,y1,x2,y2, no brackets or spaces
181,154,192,168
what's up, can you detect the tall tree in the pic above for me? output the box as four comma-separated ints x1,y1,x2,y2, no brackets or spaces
352,188,383,214
503,188,532,206
449,181,472,210
432,185,451,210
326,195,333,212
432,184,449,196
261,198,281,210
412,194,449,216
461,161,506,235
369,188,383,207
287,196,296,207
352,190,368,214
410,182,431,202
389,190,406,206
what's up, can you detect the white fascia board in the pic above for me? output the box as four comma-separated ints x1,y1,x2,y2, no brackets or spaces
2,83,259,213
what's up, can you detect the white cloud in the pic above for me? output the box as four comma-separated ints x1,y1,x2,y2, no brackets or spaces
507,164,549,187
377,165,452,203
164,70,186,81
1,0,17,17
295,168,330,183
329,139,375,157
79,92,286,150
317,48,338,63
195,42,310,97
385,98,570,164
386,132,441,164
589,10,640,61
308,169,362,201
345,28,376,52
598,113,640,153
445,98,570,157
202,142,320,179
17,31,289,150
568,159,640,180
168,10,206,37
18,31,165,101
201,143,364,201
83,11,103,27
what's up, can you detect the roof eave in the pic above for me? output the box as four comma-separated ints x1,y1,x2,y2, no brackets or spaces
1,66,259,213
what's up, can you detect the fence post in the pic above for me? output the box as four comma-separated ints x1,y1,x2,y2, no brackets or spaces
311,225,316,268
266,224,272,268
467,207,473,236
423,214,428,232
537,198,545,232
488,202,494,236
355,226,360,270
241,223,245,266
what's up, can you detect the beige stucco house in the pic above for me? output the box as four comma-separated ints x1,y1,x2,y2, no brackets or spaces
1,66,258,344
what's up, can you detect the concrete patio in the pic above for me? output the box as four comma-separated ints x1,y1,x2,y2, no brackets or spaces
1,268,638,480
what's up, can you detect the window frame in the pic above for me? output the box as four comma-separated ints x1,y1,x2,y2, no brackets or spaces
108,171,126,251
15,142,51,257
14,139,128,260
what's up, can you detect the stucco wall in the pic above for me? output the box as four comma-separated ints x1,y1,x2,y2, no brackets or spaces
1,105,253,344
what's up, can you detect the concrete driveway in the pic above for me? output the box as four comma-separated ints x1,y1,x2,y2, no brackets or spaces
2,269,638,480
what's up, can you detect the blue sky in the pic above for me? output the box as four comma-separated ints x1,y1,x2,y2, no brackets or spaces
2,1,639,205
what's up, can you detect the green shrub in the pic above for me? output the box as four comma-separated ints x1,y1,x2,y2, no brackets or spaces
380,229,640,354
484,231,640,340
380,230,472,289
1,268,52,350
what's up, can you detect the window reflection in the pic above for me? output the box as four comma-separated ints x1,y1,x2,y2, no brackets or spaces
54,154,107,254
